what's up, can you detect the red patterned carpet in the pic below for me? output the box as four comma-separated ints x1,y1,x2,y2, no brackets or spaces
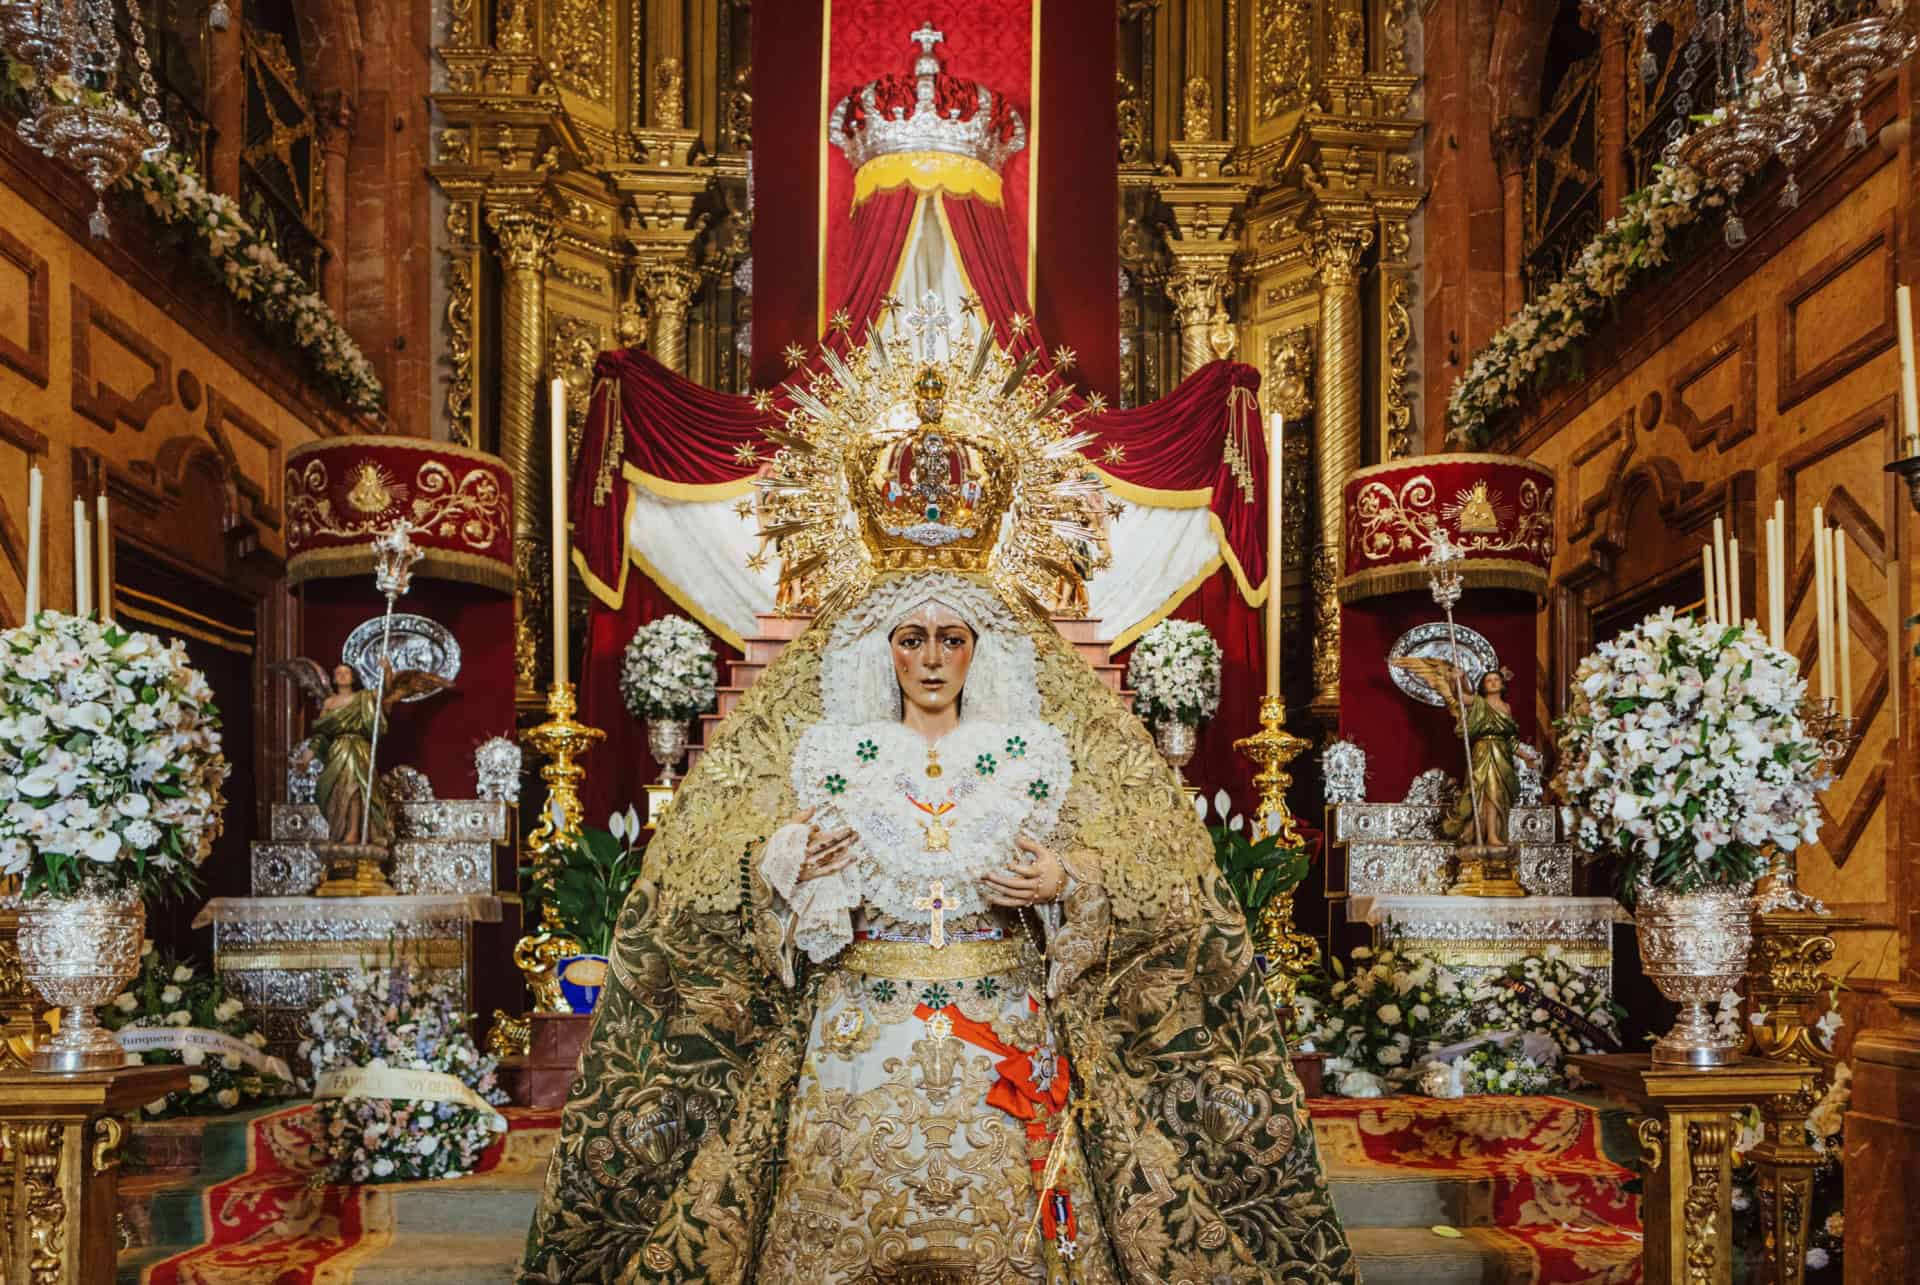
137,1104,561,1285
1311,1093,1644,1284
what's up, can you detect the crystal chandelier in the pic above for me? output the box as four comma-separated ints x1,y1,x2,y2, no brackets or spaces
0,0,170,237
1667,0,1914,246
1580,0,1672,80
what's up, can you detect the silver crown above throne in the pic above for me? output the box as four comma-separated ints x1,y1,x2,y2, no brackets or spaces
829,24,1029,173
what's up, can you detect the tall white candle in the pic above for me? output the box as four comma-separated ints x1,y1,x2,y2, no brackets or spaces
1727,536,1742,625
71,498,91,618
1766,517,1784,649
1772,499,1787,650
1897,284,1920,456
1265,413,1284,696
1834,527,1852,720
24,466,41,620
1702,546,1718,624
96,493,111,625
1712,517,1729,629
1812,504,1832,700
550,378,570,690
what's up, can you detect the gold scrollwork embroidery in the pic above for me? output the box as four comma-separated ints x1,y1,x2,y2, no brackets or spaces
1348,473,1556,562
286,457,509,552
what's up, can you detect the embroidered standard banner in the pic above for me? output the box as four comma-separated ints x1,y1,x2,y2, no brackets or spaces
116,1026,295,1083
314,1066,502,1117
1339,454,1558,602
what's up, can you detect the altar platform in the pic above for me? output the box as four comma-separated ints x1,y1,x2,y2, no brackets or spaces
113,1093,1645,1284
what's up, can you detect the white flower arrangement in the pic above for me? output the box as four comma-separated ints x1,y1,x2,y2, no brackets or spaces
1447,161,1722,448
1126,620,1223,726
102,942,291,1117
1455,1047,1557,1096
1555,608,1821,896
1292,944,1470,1095
300,956,508,1184
1466,945,1624,1071
619,615,719,721
0,613,228,900
0,59,384,415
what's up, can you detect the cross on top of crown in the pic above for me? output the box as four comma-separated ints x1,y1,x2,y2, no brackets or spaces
910,23,945,55
905,290,952,361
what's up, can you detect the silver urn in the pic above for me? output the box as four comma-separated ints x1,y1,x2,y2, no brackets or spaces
17,890,144,1072
647,717,691,786
1635,884,1754,1068
1152,720,1199,787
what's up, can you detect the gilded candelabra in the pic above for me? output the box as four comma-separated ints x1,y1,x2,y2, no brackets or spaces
1234,695,1319,1008
1754,695,1861,914
513,681,603,1019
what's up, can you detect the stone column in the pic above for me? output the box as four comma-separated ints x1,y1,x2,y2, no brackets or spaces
314,93,356,316
1164,264,1233,380
205,20,243,197
636,260,702,375
1309,221,1372,720
1597,18,1630,219
1492,117,1534,320
485,202,555,699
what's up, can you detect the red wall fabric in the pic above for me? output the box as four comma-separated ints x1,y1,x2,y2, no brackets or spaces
1110,569,1263,809
751,1,825,388
576,582,744,827
1035,0,1117,402
1338,588,1542,802
823,0,1034,323
296,578,517,799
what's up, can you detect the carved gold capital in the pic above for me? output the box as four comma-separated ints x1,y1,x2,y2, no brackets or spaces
1310,221,1374,287
635,259,703,311
488,204,557,274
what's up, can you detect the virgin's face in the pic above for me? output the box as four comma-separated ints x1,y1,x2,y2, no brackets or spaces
889,603,975,719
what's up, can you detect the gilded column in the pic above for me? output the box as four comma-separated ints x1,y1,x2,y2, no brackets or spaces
1492,117,1533,320
1310,221,1371,719
486,202,556,698
1165,267,1232,380
636,260,703,376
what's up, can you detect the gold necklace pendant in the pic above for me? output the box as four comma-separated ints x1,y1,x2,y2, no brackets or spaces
925,747,943,778
920,817,952,852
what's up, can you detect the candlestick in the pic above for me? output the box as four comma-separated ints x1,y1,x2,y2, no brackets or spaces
95,493,111,624
24,466,41,620
1811,504,1832,700
1701,545,1718,624
1898,285,1920,456
1833,527,1852,720
1727,536,1741,624
71,499,90,618
550,378,570,689
1712,516,1729,628
1265,414,1284,696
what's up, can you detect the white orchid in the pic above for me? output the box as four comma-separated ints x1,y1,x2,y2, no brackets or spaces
1126,621,1223,726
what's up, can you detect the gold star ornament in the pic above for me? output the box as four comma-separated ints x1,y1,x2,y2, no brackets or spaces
1050,345,1077,372
1007,313,1031,337
745,550,770,573
732,442,761,467
751,388,776,414
783,343,807,368
1102,444,1127,465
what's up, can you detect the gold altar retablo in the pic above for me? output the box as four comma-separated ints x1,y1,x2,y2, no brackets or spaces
1448,844,1527,898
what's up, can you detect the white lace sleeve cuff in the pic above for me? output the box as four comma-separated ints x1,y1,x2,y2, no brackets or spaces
759,823,862,966
760,823,810,903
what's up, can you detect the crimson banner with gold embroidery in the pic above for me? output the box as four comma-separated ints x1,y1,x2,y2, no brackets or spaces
285,437,515,593
1340,454,1557,603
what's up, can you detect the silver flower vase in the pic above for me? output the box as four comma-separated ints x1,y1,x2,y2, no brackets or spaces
1153,720,1198,787
17,890,144,1072
1635,884,1754,1068
647,717,691,785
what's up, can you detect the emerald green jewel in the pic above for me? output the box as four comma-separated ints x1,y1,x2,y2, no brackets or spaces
1005,736,1027,758
919,983,952,1009
1027,780,1050,801
856,739,878,763
870,979,898,1003
925,504,941,521
973,976,1001,999
824,773,848,795
974,753,996,775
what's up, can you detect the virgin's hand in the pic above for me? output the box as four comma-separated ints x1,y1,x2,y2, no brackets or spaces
980,835,1066,907
787,808,858,883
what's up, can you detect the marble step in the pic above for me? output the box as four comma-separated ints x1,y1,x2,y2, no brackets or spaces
1345,1225,1510,1284
1327,1167,1493,1228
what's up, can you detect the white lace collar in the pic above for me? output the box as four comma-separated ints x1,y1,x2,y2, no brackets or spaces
792,717,1071,925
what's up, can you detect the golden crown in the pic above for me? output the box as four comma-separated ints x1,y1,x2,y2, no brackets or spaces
752,299,1108,616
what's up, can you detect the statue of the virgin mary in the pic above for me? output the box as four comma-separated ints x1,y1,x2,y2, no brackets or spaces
519,325,1355,1283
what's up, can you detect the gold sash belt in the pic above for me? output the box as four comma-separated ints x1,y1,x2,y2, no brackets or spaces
842,937,1027,981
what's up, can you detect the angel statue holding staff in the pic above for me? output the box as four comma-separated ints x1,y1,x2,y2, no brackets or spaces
1390,654,1522,849
274,658,450,847
518,323,1355,1283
